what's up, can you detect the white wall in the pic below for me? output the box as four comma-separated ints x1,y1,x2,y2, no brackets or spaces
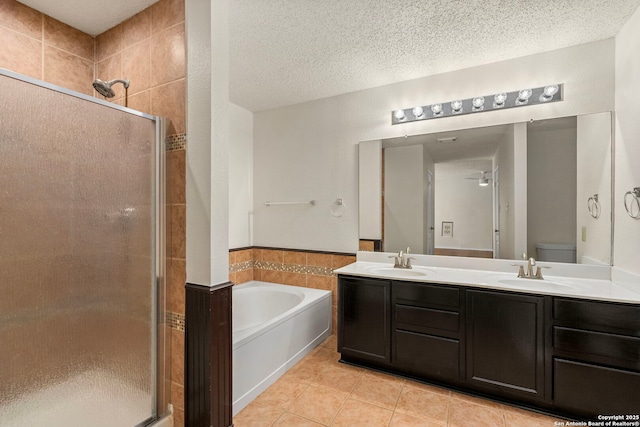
576,113,612,265
359,140,382,240
384,145,425,253
527,122,577,258
615,7,640,275
229,103,254,249
494,126,515,258
434,160,493,251
253,39,615,253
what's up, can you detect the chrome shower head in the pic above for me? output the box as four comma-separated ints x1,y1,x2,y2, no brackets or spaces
92,78,130,98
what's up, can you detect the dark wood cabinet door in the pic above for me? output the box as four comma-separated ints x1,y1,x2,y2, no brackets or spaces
338,277,391,365
466,290,545,401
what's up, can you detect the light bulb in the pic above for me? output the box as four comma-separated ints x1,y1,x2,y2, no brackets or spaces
479,178,489,186
544,85,559,97
493,93,507,106
451,100,463,113
516,88,532,105
540,84,559,102
412,106,424,118
393,109,406,121
431,103,443,115
472,96,485,111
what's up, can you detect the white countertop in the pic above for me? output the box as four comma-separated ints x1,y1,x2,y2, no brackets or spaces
334,255,640,305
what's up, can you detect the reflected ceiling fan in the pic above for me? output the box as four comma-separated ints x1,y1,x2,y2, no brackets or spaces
465,170,492,187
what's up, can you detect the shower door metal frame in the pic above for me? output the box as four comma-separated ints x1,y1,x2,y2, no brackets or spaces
0,66,170,425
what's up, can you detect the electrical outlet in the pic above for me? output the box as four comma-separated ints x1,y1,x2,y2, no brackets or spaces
582,226,587,242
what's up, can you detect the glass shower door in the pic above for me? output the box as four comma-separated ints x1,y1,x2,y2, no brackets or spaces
0,69,160,427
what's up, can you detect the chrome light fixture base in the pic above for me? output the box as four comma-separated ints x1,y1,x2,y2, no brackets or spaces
391,84,563,125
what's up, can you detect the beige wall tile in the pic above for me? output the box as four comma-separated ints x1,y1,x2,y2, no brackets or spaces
229,272,237,285
44,46,93,95
253,248,263,261
236,248,253,263
306,253,332,268
228,251,237,265
151,23,185,86
96,24,122,61
151,0,185,33
254,269,263,281
171,204,186,259
0,26,41,79
236,269,254,284
95,53,123,99
170,381,184,410
170,329,184,385
359,240,375,251
283,272,306,287
167,148,186,204
306,275,332,291
127,90,151,114
262,249,284,264
122,9,151,48
332,255,356,269
122,39,151,95
262,269,283,284
151,79,185,134
44,16,93,61
169,258,185,314
284,251,306,266
0,0,42,39
172,407,184,427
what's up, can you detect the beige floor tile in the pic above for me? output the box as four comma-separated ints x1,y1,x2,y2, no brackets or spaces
273,412,325,427
283,358,325,384
502,405,564,427
450,390,503,409
320,334,337,350
403,380,451,396
331,398,393,427
233,400,285,427
389,412,444,427
363,368,407,386
448,398,505,427
254,376,309,410
350,374,403,409
289,385,348,425
312,364,363,394
395,386,450,425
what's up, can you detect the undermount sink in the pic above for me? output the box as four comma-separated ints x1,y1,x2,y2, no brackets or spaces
365,266,432,277
495,278,579,290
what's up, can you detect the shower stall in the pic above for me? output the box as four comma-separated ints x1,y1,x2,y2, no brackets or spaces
0,68,170,426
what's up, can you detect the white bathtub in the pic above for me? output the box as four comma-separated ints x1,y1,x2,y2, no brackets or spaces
232,281,332,415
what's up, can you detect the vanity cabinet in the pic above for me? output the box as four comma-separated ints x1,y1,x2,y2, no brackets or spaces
392,281,464,381
337,274,640,420
466,290,547,402
552,298,640,418
337,277,391,366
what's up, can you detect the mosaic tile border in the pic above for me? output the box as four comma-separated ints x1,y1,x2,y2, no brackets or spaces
253,260,334,277
229,260,254,273
166,311,186,331
166,133,186,151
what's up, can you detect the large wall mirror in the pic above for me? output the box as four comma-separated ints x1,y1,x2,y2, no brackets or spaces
359,112,613,265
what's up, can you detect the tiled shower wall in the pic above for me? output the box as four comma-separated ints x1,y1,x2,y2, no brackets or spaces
0,0,187,425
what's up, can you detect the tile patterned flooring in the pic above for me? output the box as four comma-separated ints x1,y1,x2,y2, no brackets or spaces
234,335,564,427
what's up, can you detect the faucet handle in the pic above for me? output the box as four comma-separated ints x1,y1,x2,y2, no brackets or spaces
406,247,411,254
534,266,551,279
405,256,416,268
388,254,401,267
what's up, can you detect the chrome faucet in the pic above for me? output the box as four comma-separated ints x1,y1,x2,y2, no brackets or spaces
513,257,550,279
389,247,415,269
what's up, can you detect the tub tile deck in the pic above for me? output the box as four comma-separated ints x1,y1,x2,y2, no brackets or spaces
233,335,564,426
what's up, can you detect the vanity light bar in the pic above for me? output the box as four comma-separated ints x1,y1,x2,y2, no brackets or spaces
391,84,563,125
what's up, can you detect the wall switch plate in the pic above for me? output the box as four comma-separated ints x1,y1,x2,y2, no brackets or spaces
582,226,587,242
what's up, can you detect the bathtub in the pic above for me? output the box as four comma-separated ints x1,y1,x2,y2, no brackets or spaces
232,281,332,415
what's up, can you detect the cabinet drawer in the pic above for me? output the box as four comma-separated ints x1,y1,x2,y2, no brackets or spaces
394,282,460,308
554,358,640,417
554,327,640,366
554,299,640,335
396,304,459,333
395,329,460,380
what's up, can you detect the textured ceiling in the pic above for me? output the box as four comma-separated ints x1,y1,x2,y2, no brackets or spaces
17,0,159,36
231,0,640,112
18,1,640,112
